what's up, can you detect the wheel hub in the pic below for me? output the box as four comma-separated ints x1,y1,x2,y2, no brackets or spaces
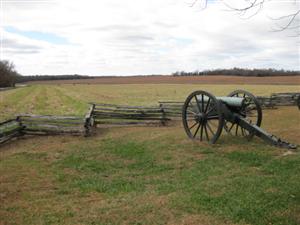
195,112,207,123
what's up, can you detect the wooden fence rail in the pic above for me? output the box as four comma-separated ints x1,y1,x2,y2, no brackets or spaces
92,103,169,126
0,114,92,145
19,114,86,136
0,118,23,144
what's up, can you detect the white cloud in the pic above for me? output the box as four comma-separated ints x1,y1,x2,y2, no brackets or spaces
1,0,299,75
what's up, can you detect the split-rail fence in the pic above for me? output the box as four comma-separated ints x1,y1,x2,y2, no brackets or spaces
1,92,299,145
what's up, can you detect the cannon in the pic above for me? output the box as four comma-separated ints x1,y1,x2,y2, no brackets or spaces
182,90,297,149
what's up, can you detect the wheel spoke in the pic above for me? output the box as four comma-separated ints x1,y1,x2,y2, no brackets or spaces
189,102,195,108
200,123,204,141
241,127,245,136
207,115,219,120
193,123,201,138
204,124,209,141
195,96,202,113
228,122,235,132
201,94,204,112
204,98,211,113
235,124,239,136
206,121,215,136
206,106,216,116
189,121,198,130
187,109,197,115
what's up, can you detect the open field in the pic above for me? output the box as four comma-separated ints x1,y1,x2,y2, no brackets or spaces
1,83,300,225
1,83,300,120
27,75,300,85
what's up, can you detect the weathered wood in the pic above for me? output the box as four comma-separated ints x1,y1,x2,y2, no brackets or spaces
270,92,300,106
94,107,162,113
257,96,276,109
162,108,182,112
92,103,159,109
94,111,163,117
23,123,83,130
24,126,84,133
95,116,165,121
158,101,184,104
21,119,83,125
0,126,23,137
93,111,163,117
84,104,96,136
0,117,24,145
19,114,83,120
24,129,84,136
0,119,18,126
92,102,177,126
93,111,163,116
95,114,162,120
95,121,161,125
0,131,21,144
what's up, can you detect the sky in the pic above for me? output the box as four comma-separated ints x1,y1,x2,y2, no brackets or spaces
0,0,299,76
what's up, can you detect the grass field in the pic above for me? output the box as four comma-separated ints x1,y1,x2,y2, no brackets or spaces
1,84,300,119
1,83,300,225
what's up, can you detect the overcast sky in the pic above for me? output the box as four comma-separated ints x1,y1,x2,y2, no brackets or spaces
1,0,299,76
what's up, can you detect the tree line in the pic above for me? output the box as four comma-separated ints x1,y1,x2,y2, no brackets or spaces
2,60,300,88
17,74,93,83
172,68,300,77
1,60,95,87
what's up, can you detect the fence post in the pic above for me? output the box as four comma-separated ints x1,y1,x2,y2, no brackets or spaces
159,103,167,126
84,104,95,137
16,116,25,136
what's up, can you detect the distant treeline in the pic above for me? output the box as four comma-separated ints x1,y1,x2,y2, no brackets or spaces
172,68,300,77
17,75,94,83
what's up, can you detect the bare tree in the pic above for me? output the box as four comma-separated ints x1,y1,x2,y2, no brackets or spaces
0,60,19,87
190,0,300,35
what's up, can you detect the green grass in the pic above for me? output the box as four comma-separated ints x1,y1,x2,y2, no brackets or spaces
0,84,300,225
1,129,299,225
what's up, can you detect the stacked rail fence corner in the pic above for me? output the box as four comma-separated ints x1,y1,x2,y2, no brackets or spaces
92,103,170,127
19,114,86,136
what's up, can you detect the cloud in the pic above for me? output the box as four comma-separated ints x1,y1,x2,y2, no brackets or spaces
1,0,299,75
2,38,42,51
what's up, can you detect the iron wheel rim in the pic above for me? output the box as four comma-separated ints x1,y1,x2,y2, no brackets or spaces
225,89,262,139
182,90,224,144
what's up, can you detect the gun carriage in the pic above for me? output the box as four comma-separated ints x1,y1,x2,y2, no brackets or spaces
182,90,297,149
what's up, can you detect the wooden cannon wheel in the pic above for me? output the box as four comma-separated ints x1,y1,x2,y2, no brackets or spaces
225,90,262,139
182,90,224,144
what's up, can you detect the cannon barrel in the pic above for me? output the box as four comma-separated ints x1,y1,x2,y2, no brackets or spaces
196,96,245,107
217,97,245,107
